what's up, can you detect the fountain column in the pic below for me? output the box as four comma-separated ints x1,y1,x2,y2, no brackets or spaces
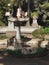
15,20,22,49
8,17,22,49
16,27,21,43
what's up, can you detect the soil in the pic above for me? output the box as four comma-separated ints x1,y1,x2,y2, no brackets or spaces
0,52,49,65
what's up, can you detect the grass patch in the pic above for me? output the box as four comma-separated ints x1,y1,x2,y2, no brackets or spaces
0,34,8,39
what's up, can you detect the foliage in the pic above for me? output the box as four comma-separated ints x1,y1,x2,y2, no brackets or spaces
32,28,44,34
31,12,38,16
37,47,46,53
0,0,13,25
43,27,49,34
15,0,24,6
0,34,8,39
31,12,39,19
36,47,48,56
46,20,49,23
32,28,45,39
0,0,49,26
32,27,49,39
5,49,22,57
0,21,5,26
3,48,48,57
0,0,25,26
41,3,49,9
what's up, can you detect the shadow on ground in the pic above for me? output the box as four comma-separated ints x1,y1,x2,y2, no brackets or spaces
0,52,49,65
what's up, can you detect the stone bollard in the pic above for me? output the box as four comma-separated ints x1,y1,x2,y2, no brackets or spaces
8,20,14,30
32,15,39,28
32,19,39,28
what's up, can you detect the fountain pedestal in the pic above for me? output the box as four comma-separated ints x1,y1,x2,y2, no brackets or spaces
8,20,14,30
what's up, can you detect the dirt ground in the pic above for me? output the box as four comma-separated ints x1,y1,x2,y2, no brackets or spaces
0,53,49,65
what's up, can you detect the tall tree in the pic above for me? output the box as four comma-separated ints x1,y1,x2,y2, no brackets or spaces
0,0,14,25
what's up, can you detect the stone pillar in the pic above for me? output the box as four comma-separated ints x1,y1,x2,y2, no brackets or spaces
32,15,39,28
8,20,14,30
26,18,30,27
26,19,30,27
8,17,16,31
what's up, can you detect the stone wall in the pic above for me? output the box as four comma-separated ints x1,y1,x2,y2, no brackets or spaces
6,31,16,38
